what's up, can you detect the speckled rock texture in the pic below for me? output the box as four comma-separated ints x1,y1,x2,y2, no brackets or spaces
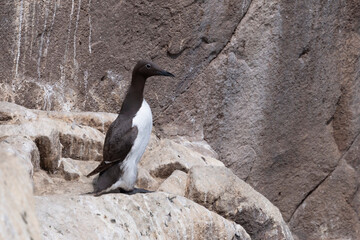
0,102,293,239
35,193,251,240
1,1,360,238
0,149,41,240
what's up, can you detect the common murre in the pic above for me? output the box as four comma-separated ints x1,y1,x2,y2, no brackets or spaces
87,60,174,196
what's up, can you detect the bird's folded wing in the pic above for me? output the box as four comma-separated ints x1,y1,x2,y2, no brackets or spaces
86,125,138,177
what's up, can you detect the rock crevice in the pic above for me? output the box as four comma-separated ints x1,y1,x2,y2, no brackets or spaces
0,101,293,240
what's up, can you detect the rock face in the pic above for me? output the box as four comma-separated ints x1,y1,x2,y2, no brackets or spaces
1,0,251,113
2,3,359,239
161,5,360,240
0,102,293,239
289,135,360,240
159,0,355,227
0,149,41,240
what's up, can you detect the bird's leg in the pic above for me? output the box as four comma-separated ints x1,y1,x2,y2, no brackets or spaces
92,188,121,197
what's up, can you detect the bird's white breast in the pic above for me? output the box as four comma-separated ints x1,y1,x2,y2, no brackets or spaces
118,99,152,190
131,99,153,160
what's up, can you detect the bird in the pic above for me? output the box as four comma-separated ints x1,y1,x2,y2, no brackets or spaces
86,60,174,196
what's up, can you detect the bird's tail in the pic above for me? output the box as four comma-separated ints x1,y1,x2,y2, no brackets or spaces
86,159,121,178
86,162,107,177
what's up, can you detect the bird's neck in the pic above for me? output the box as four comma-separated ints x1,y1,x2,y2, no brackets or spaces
120,74,146,116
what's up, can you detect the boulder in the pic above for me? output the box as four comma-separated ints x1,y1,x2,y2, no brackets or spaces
158,170,188,196
186,166,293,240
172,137,219,159
33,170,55,196
34,110,117,134
62,159,100,178
0,135,40,176
0,102,106,165
58,158,81,181
35,130,62,171
0,101,295,239
0,102,38,124
0,149,41,240
141,138,224,179
0,122,58,172
137,136,222,193
136,167,160,191
58,122,104,162
35,193,251,240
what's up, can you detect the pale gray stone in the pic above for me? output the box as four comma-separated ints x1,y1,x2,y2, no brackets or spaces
35,193,251,240
158,170,188,196
0,149,41,240
186,166,293,240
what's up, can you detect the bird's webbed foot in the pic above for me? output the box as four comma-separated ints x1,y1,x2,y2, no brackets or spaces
120,188,154,195
85,188,153,197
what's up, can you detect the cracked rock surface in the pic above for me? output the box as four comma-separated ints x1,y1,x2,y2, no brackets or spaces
186,166,293,240
36,194,250,240
1,0,360,239
0,102,292,240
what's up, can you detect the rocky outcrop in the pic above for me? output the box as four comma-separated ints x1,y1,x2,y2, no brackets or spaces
158,170,188,196
157,3,360,239
0,135,40,176
160,0,354,228
0,149,41,240
186,166,293,240
140,138,224,179
2,1,359,239
0,102,293,239
0,102,108,171
35,193,251,240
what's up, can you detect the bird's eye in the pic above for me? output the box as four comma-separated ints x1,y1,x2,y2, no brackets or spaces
146,64,151,69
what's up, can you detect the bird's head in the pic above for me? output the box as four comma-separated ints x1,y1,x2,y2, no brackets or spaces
133,60,175,79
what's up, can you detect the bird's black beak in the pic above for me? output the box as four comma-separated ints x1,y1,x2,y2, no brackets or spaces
159,70,175,77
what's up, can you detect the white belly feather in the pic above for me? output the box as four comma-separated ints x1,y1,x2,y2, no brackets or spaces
107,99,152,191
